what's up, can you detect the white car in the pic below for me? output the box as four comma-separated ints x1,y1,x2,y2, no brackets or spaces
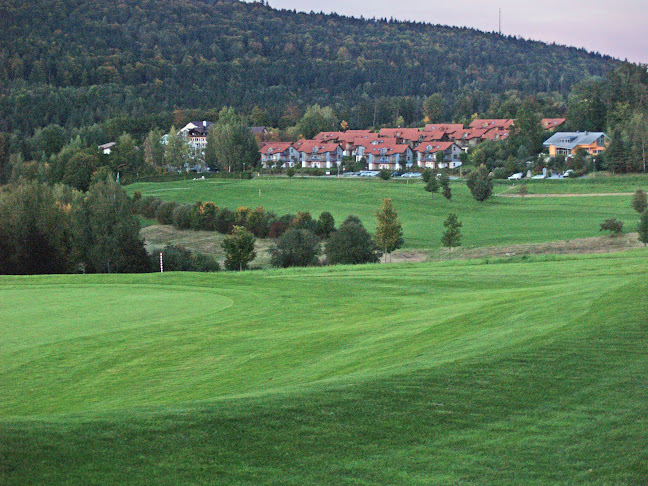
508,172,524,180
401,172,422,178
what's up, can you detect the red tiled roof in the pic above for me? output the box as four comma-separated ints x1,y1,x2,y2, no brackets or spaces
259,142,293,155
292,141,341,153
420,129,449,141
469,119,514,130
481,129,510,141
366,141,411,156
414,142,455,153
423,123,464,132
449,128,489,140
379,128,422,141
541,118,566,129
313,132,343,141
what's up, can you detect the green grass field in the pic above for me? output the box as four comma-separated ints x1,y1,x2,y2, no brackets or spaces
2,251,648,484
127,176,647,249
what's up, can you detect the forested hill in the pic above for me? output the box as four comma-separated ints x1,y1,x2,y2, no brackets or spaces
1,0,618,135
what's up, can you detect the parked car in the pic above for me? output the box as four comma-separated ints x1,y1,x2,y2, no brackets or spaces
401,172,422,178
508,172,524,180
359,171,379,177
391,171,404,177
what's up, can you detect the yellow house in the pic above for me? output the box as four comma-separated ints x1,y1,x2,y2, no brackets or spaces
543,132,608,157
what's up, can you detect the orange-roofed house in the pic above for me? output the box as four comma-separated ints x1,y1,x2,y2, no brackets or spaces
414,142,462,169
481,129,510,142
423,123,464,133
293,141,344,169
541,118,567,131
259,142,299,168
469,119,514,130
313,132,343,142
379,128,424,144
449,128,488,148
364,140,414,170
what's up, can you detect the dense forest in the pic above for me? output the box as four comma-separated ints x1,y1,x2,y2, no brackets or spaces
1,0,618,137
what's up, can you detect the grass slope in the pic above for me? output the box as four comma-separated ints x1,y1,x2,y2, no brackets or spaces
127,177,647,249
1,251,648,484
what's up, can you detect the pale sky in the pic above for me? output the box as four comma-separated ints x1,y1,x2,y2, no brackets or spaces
253,0,648,64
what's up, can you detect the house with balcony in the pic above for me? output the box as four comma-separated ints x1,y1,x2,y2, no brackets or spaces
293,141,344,168
259,142,299,168
365,141,413,170
543,132,608,156
414,142,462,169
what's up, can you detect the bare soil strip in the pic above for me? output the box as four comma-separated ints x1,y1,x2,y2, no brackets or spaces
499,192,634,198
392,233,644,263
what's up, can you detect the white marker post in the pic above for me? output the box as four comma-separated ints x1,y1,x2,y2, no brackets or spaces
160,252,164,273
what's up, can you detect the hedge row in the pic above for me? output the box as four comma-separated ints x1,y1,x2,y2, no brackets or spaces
132,193,335,239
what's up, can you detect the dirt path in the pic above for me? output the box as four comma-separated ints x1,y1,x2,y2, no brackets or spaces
499,192,634,198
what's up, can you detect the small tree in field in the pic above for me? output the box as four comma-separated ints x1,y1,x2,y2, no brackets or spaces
441,213,462,256
286,167,295,179
518,184,528,197
632,189,647,214
599,218,624,237
638,210,648,246
439,173,451,200
222,226,256,270
375,198,404,262
425,177,439,193
466,164,494,202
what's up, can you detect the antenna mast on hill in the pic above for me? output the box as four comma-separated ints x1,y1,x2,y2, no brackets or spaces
499,8,502,35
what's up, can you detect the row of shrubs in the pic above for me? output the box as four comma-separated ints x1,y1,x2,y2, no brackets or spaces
132,192,336,239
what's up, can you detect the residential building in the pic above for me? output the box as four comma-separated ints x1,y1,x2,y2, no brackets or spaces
365,141,413,170
98,142,115,155
414,142,462,169
541,118,566,131
259,142,299,168
469,119,514,130
543,132,608,156
293,141,344,168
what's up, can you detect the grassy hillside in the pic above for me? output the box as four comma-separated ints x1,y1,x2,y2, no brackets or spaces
1,252,648,484
127,177,646,249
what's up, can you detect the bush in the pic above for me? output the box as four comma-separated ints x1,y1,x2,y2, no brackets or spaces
325,215,380,265
154,245,220,272
140,196,163,219
246,207,274,238
171,204,192,230
421,168,433,183
269,228,321,268
599,218,624,237
492,167,508,180
215,208,236,234
292,211,320,233
201,202,219,231
378,169,391,180
155,201,178,225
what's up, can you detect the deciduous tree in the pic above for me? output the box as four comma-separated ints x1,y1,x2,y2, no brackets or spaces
374,198,403,262
222,226,256,271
